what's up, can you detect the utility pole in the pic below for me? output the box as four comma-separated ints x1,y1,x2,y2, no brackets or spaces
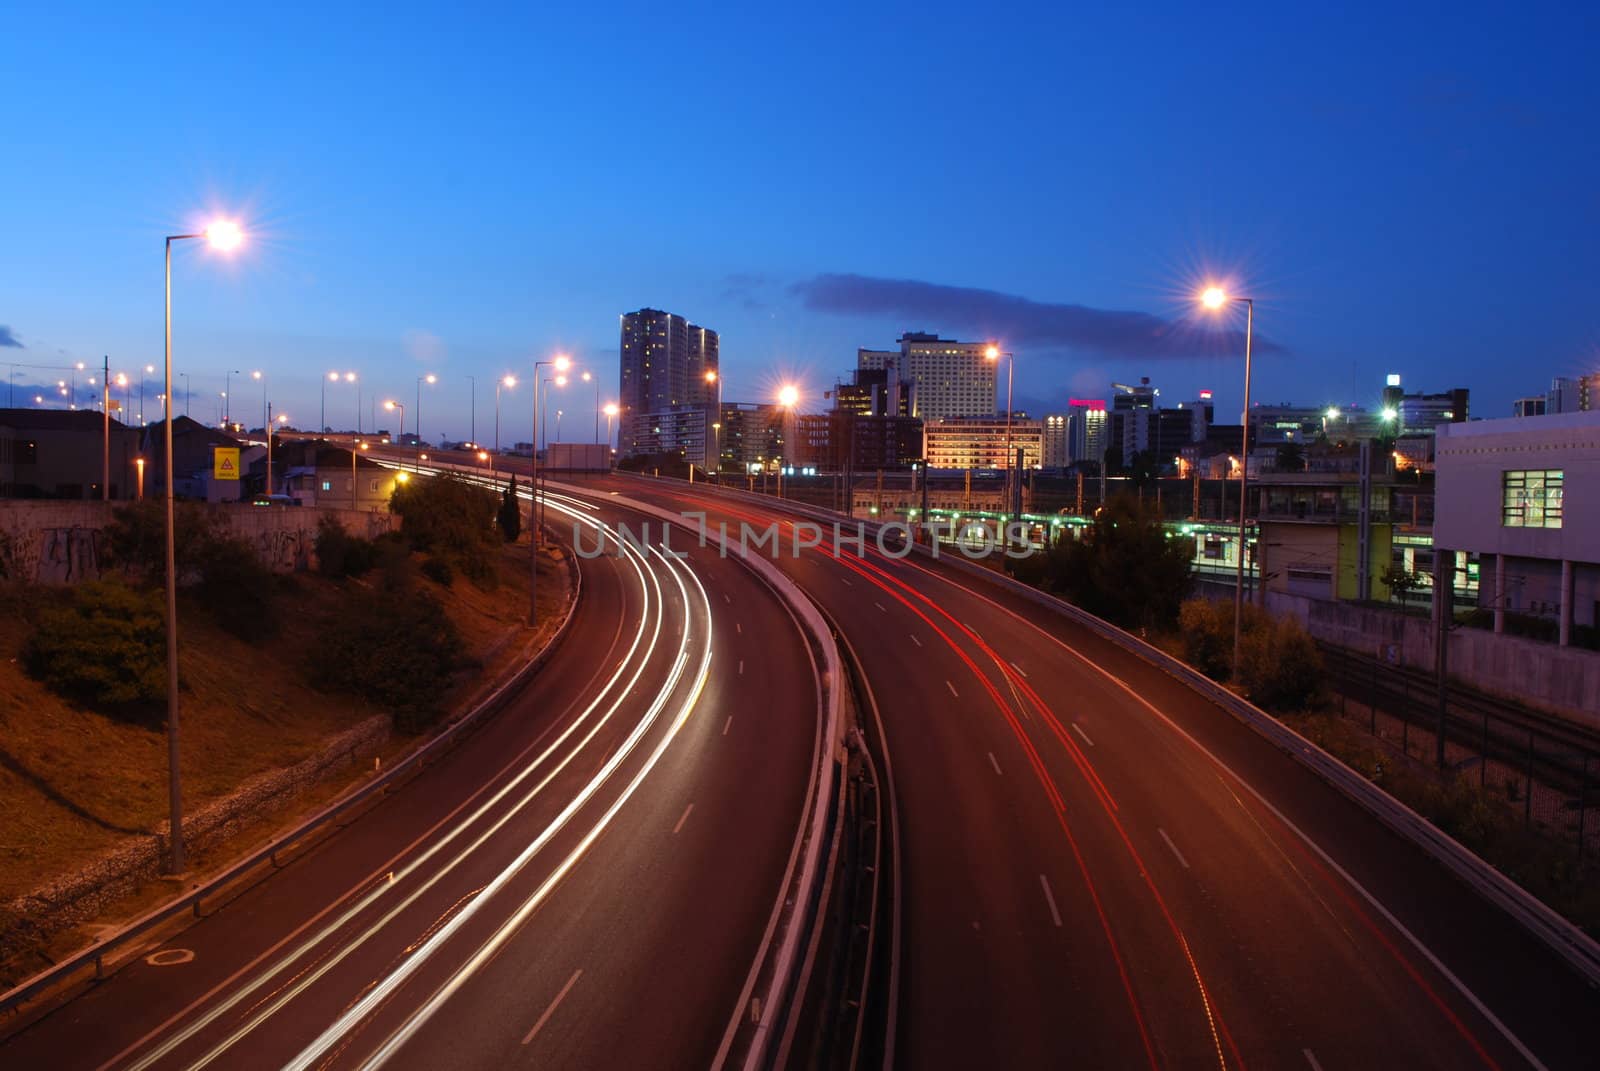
1435,547,1454,769
266,401,275,496
101,354,111,500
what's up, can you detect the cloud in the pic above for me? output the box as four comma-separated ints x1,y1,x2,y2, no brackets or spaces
403,328,446,364
791,273,1283,359
0,325,22,348
721,272,771,312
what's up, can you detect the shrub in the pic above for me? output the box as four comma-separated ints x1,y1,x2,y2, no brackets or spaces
1178,598,1234,680
192,534,280,638
1026,495,1193,632
309,582,464,732
389,473,500,589
497,477,522,543
1237,614,1323,712
315,516,376,578
420,555,455,586
103,499,220,581
24,580,166,720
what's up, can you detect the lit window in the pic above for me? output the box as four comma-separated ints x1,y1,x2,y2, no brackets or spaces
321,480,332,492
1502,470,1563,528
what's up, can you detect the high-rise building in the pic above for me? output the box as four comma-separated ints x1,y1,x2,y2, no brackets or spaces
831,365,913,418
1042,414,1069,469
924,416,1042,471
619,308,719,456
1066,399,1108,465
1548,375,1596,414
857,332,997,421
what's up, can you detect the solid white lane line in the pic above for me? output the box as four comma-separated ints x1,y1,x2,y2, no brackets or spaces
908,634,921,647
737,622,743,634
840,576,853,586
875,601,888,613
673,803,695,835
1158,827,1191,870
987,752,1002,776
722,716,733,736
1039,875,1063,928
1009,661,1027,678
1071,722,1094,747
946,680,959,698
1302,1049,1324,1071
739,659,744,675
522,969,583,1045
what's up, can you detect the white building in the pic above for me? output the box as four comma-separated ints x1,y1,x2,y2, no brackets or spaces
1042,414,1069,469
1066,399,1108,465
1434,411,1600,645
858,332,997,421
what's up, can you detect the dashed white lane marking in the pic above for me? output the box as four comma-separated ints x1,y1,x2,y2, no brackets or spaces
673,803,695,835
874,601,888,613
736,622,742,634
840,576,853,587
1071,722,1094,748
987,752,1002,776
1158,827,1191,870
1009,661,1027,677
1039,875,1063,927
946,680,959,698
738,659,744,675
909,634,922,647
723,593,731,604
1303,1049,1324,1071
522,969,583,1045
722,716,733,736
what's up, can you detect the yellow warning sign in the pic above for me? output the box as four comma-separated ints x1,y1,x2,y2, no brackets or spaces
213,447,240,481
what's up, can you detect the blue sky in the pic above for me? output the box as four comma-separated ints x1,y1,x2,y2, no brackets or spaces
3,3,1596,442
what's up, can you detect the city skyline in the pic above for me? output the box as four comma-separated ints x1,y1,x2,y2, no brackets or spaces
4,6,1597,439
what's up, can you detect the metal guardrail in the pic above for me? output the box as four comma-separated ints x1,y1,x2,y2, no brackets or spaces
616,471,1600,990
0,537,584,1020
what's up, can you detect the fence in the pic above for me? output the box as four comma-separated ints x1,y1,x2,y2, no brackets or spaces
1319,642,1598,868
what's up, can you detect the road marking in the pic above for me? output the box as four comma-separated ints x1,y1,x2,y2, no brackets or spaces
1071,722,1094,747
908,633,921,647
736,622,743,634
722,716,733,735
875,601,888,613
673,803,695,835
1303,1049,1324,1071
1158,827,1191,870
987,752,1002,776
723,593,731,604
522,969,583,1044
145,948,194,967
738,659,744,675
945,680,959,698
840,576,853,587
1039,875,1063,927
1009,660,1027,677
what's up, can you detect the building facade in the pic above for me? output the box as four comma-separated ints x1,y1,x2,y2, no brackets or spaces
924,416,1042,471
1066,399,1108,465
619,308,719,456
857,332,996,421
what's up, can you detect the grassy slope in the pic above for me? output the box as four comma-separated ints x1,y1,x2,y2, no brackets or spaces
0,540,563,907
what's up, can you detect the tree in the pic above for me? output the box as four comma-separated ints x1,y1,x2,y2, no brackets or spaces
497,476,522,543
1382,564,1422,608
389,472,501,586
25,580,166,720
1275,441,1307,473
1011,493,1193,632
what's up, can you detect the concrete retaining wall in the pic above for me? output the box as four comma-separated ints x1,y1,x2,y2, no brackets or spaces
1266,590,1600,729
0,715,389,961
0,502,395,584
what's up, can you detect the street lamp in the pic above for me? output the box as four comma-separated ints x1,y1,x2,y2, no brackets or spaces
530,354,571,625
383,399,405,448
494,374,516,471
252,370,266,432
465,374,477,447
1198,284,1256,680
985,344,1015,526
416,373,437,464
776,384,799,498
161,218,244,872
223,369,241,426
603,403,619,457
582,370,599,442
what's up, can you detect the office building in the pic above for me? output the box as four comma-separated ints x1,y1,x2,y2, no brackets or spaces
1547,375,1595,415
1042,414,1069,469
857,332,997,421
715,402,788,471
1066,399,1109,466
924,416,1042,471
794,411,923,472
619,308,719,456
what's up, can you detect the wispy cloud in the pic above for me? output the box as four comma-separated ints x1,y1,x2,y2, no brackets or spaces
403,328,446,364
0,325,23,349
791,273,1283,358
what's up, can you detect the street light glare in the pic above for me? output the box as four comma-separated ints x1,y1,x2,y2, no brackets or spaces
705,370,718,383
384,399,398,410
778,384,800,407
1326,407,1341,420
603,403,619,416
553,354,572,372
555,375,568,387
502,375,517,388
329,371,341,382
1201,286,1228,309
984,345,1000,361
425,373,437,384
582,371,592,382
206,220,244,251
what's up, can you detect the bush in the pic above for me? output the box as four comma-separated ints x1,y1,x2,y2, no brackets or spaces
1237,614,1323,711
315,516,376,578
497,477,522,543
309,581,464,732
390,473,501,589
191,534,280,637
103,500,220,581
24,580,166,720
1178,598,1233,680
420,555,455,586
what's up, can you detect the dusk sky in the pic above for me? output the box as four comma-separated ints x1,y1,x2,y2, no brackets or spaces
3,4,1596,442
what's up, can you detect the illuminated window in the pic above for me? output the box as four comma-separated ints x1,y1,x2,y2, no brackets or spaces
321,480,332,492
1501,470,1562,528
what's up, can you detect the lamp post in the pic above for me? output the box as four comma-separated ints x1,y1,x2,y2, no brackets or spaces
415,373,436,467
581,371,599,442
352,440,368,509
1199,285,1255,679
383,400,405,452
711,421,722,480
163,218,243,872
604,403,619,460
466,374,477,448
494,375,516,473
136,457,146,501
251,370,265,432
321,371,338,436
223,369,241,426
776,384,799,498
539,371,569,527
530,355,571,625
985,345,1015,527
140,364,155,425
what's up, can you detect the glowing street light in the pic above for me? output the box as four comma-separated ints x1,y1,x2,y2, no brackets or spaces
1197,282,1256,679
603,402,619,454
985,344,1016,529
160,217,245,872
383,399,405,448
777,384,800,408
494,374,516,467
530,355,573,624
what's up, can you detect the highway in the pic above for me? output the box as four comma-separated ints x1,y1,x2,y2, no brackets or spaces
0,487,821,1070
587,473,1599,1071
